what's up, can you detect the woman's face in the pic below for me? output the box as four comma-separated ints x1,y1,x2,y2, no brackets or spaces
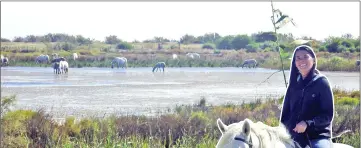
295,50,314,76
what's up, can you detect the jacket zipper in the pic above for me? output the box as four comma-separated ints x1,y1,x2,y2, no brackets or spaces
298,76,321,148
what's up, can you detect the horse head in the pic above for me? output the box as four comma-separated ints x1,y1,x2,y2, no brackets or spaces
216,118,257,148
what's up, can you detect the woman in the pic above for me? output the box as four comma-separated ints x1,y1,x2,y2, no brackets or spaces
280,45,334,148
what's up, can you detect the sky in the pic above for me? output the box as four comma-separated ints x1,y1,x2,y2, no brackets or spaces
1,2,359,42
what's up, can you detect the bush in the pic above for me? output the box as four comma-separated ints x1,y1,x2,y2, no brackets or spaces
62,42,74,51
216,36,234,49
335,97,359,106
245,43,259,52
202,43,216,49
319,46,327,52
260,41,277,51
355,46,360,52
340,40,355,48
214,49,221,54
337,45,348,53
170,45,178,49
231,35,251,49
116,42,133,50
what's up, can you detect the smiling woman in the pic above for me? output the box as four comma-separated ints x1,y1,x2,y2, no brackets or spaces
280,45,335,148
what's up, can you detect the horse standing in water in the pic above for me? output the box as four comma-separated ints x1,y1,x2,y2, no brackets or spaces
111,57,127,69
1,56,9,66
53,62,61,74
152,62,166,72
216,118,354,148
241,59,258,68
59,61,69,74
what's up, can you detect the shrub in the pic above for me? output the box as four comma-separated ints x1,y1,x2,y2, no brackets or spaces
202,43,216,49
116,42,133,50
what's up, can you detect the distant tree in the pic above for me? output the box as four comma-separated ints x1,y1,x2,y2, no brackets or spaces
76,35,92,45
216,35,234,49
105,35,122,44
254,32,277,42
154,36,169,43
342,33,354,39
203,33,221,43
1,38,11,42
13,36,25,42
25,35,37,42
180,34,196,44
231,34,252,50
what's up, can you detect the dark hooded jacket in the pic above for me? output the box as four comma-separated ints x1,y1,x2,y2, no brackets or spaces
279,45,334,148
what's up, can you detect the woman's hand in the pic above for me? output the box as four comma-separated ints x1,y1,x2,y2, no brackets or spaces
293,121,308,133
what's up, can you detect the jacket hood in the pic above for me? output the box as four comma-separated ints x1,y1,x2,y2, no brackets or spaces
287,45,322,88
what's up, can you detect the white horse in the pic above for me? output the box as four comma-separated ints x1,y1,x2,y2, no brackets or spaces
172,54,178,59
111,57,127,69
73,53,78,61
1,56,9,66
59,61,69,74
152,62,166,72
186,53,200,59
216,118,354,148
241,59,258,68
35,54,50,64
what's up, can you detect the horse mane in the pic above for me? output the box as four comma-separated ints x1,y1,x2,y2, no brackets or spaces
248,119,294,147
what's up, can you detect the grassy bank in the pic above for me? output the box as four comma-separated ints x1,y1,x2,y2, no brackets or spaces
1,42,360,71
1,88,359,147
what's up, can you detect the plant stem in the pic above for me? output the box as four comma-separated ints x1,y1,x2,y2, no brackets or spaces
271,0,288,88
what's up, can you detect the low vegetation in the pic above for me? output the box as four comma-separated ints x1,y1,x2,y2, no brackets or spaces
1,32,359,71
1,88,359,147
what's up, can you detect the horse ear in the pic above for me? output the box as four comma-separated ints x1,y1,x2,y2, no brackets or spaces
217,118,228,134
242,119,251,136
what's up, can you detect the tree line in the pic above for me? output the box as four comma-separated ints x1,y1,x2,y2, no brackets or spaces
1,32,359,53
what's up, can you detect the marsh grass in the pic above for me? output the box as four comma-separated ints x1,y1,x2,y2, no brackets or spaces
0,88,359,147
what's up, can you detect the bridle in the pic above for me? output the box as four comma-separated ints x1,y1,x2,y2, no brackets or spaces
234,136,253,148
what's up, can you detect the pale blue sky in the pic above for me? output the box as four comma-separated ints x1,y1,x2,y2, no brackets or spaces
1,2,359,42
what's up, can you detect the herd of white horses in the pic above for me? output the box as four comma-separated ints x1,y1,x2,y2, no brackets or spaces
34,53,76,74
110,52,258,73
1,52,360,74
0,52,259,74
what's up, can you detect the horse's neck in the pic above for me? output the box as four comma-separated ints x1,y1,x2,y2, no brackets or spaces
250,123,294,148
